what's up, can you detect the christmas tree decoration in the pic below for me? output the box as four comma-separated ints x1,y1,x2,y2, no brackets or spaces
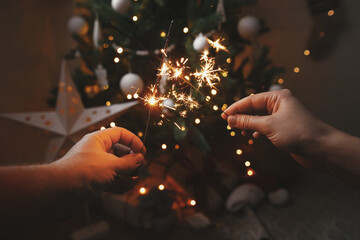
93,14,102,48
94,64,108,90
193,33,209,52
68,16,89,35
111,0,130,14
162,98,175,116
237,15,260,40
119,73,144,95
225,184,265,212
1,60,138,161
184,212,211,230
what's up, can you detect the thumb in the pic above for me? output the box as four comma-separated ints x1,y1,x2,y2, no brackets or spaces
228,114,268,133
112,153,145,173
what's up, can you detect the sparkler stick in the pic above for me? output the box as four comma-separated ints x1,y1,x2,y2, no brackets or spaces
142,20,174,145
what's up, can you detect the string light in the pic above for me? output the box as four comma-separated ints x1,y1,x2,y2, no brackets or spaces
175,144,180,149
103,85,109,90
248,139,254,145
110,122,116,128
160,31,166,38
213,105,219,111
108,35,114,41
227,125,231,130
328,9,335,16
245,161,251,167
230,131,236,137
114,57,120,63
139,187,147,195
158,184,165,191
226,58,232,63
117,47,124,54
211,89,217,95
161,144,167,150
304,50,310,56
236,149,243,155
221,104,228,111
103,43,109,48
183,27,189,33
106,101,111,106
206,96,211,101
127,94,132,99
100,126,106,130
293,67,300,73
222,71,228,77
247,169,254,176
138,132,143,137
132,16,138,22
278,78,284,84
133,93,139,99
189,199,196,206
195,118,201,124
319,32,326,38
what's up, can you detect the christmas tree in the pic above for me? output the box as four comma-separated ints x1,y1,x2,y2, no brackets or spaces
58,0,288,223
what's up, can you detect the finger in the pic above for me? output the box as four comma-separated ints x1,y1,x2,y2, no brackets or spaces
227,114,268,133
111,153,145,173
113,143,131,157
94,127,146,154
221,91,281,119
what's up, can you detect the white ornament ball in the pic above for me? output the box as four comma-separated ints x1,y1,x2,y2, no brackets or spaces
162,98,175,116
68,16,89,35
193,34,209,52
225,183,265,212
111,0,130,14
269,84,283,92
268,188,289,205
237,15,260,40
119,73,144,95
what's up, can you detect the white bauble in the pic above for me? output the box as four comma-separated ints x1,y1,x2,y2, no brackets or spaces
119,73,144,95
268,84,283,91
225,183,265,212
111,0,130,14
162,98,175,116
93,16,101,48
268,188,289,205
193,33,209,52
237,15,260,40
68,16,89,35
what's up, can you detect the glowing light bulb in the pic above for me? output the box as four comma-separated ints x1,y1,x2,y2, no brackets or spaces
149,96,156,106
230,131,236,137
110,122,116,128
245,161,251,167
100,126,106,130
133,93,139,99
108,35,114,41
175,144,180,150
158,184,165,191
106,101,111,106
227,125,231,130
117,47,124,54
304,50,310,56
211,89,217,95
206,96,211,101
127,94,132,99
139,187,146,195
222,104,228,111
183,27,189,33
162,144,167,150
293,67,300,73
103,43,109,48
114,57,120,63
103,85,109,90
278,78,284,84
132,16,138,21
181,126,186,132
137,132,143,137
328,9,334,16
248,139,254,145
222,71,228,77
247,169,254,176
195,118,201,124
226,58,232,63
160,31,166,38
189,200,196,206
236,149,243,155
213,105,219,111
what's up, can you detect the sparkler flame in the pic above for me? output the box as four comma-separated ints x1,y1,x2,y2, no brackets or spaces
207,38,228,52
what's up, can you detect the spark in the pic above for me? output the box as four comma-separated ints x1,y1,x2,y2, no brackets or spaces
208,38,229,52
192,51,223,89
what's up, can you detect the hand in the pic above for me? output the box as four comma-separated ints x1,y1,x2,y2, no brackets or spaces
51,127,146,193
221,89,331,168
